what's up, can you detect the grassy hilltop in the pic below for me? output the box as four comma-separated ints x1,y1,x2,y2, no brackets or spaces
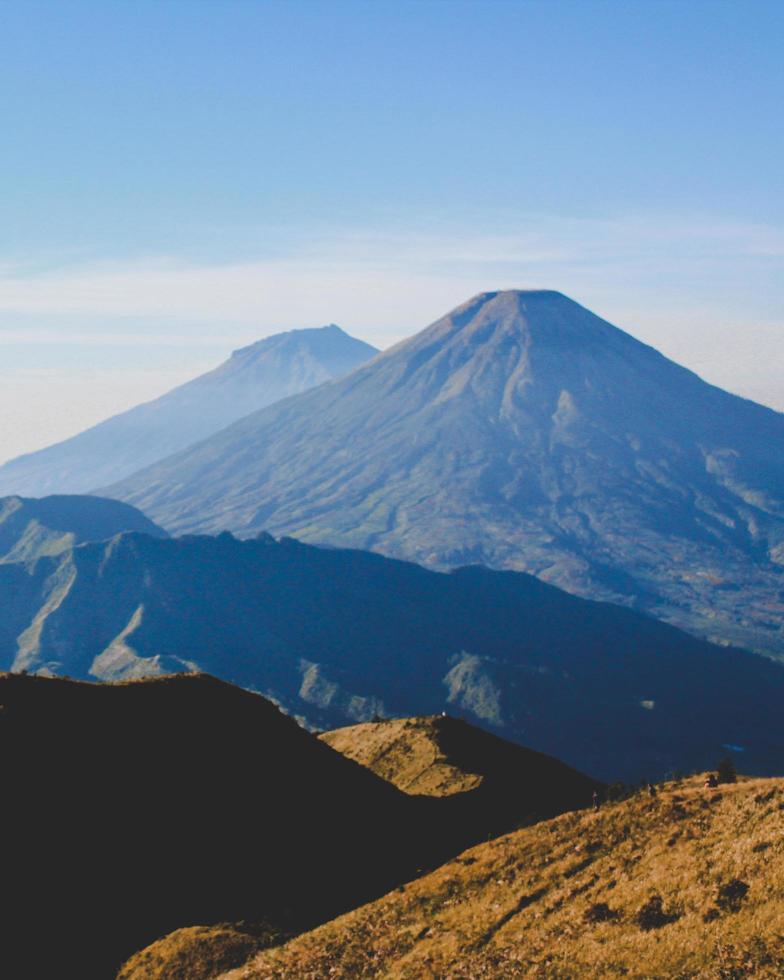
321,714,601,841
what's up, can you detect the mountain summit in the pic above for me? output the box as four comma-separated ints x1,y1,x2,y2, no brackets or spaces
104,290,784,655
0,324,377,497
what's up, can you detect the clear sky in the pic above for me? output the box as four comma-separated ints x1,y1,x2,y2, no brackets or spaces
0,0,782,462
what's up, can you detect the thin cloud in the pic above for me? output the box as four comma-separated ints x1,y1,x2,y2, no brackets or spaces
0,214,781,328
0,213,781,434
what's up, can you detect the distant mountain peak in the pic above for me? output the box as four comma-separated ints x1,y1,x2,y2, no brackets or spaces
230,323,351,359
0,323,378,497
454,289,575,314
468,287,567,302
104,290,784,657
440,288,625,348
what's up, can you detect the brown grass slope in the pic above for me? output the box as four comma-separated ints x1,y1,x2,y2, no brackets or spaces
0,672,456,980
117,923,287,980
321,715,601,839
321,716,491,796
226,775,784,979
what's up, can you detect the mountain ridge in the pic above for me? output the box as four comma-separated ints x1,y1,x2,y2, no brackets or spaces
2,528,783,782
320,714,602,839
0,671,434,978
0,493,166,563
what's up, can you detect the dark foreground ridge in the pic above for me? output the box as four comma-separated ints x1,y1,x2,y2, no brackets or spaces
0,672,417,978
0,671,597,979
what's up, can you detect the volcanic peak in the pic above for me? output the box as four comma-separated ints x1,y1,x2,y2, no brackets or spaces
453,288,626,335
229,323,357,359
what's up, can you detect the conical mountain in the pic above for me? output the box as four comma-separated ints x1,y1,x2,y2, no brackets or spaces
103,291,784,655
0,325,377,497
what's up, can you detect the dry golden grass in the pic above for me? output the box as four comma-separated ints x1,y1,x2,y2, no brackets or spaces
117,923,286,980
221,776,784,979
320,717,483,796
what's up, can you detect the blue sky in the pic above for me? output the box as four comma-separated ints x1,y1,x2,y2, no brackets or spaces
0,0,782,461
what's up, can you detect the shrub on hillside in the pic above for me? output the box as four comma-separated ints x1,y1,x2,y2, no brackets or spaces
583,902,617,924
716,879,749,913
717,757,737,784
635,893,679,931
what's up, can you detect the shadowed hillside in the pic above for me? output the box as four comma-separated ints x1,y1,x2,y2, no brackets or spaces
0,325,377,497
0,672,449,979
103,290,784,658
2,531,784,782
0,493,166,562
119,716,601,980
226,775,784,979
321,715,601,839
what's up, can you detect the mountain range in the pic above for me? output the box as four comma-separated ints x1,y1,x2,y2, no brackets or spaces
2,288,782,980
3,526,783,782
0,324,377,497
101,290,784,658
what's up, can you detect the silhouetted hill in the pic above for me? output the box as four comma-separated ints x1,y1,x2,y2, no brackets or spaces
227,775,784,979
0,493,166,562
0,672,438,979
103,290,784,657
0,325,377,496
2,530,783,782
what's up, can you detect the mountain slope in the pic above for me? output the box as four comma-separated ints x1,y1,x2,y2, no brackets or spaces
120,717,601,980
0,325,377,496
102,291,784,657
0,672,449,979
0,493,166,562
118,924,288,980
3,530,783,782
226,775,784,980
321,715,601,839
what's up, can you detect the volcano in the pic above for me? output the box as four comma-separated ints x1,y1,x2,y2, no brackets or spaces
0,324,377,497
103,291,784,656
